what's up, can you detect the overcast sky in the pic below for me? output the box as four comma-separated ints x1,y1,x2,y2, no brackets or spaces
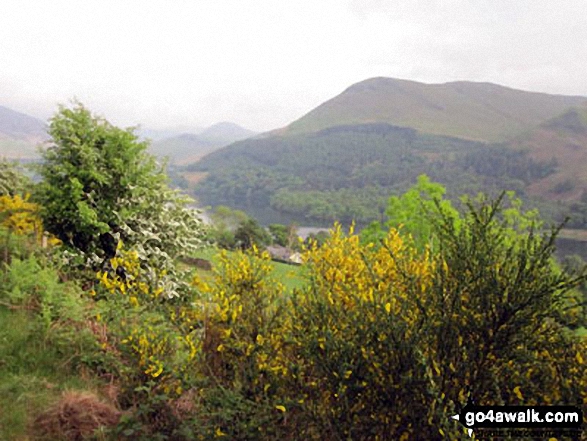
1,0,586,132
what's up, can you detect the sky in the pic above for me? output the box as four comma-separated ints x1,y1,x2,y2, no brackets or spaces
1,0,586,133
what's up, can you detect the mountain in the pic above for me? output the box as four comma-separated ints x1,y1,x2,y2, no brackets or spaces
137,126,202,142
0,105,47,159
0,105,46,139
150,134,219,164
285,77,587,142
150,122,256,164
190,78,587,228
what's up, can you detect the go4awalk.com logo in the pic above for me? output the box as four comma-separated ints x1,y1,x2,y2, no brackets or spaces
450,398,583,438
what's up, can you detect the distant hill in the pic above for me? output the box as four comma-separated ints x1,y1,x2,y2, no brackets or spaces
0,105,46,139
190,78,587,228
150,134,219,164
137,126,202,142
199,122,257,145
150,122,256,164
0,105,47,159
285,77,587,142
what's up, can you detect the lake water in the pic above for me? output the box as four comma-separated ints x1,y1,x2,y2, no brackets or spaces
555,237,587,262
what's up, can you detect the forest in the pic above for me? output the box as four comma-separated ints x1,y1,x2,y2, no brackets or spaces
189,123,586,228
0,105,586,440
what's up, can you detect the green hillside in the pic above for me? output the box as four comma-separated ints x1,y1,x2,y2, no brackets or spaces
191,123,565,225
286,78,587,142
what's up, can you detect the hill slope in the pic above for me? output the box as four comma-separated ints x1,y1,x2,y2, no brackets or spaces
285,78,587,142
510,107,587,202
0,106,47,159
191,123,564,225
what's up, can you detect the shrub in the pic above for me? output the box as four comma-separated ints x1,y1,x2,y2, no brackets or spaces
190,247,293,440
285,197,586,439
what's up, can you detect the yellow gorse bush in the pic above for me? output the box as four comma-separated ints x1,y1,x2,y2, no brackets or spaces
0,194,60,263
90,201,585,440
286,224,439,438
96,245,200,398
190,246,295,439
303,223,433,315
194,245,289,381
0,193,42,236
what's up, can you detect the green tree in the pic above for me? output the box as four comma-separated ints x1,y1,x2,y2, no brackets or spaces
268,224,290,247
361,174,460,249
234,218,271,250
207,205,251,249
37,103,204,280
0,160,30,197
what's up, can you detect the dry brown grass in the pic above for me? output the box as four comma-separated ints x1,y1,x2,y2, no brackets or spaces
33,390,120,440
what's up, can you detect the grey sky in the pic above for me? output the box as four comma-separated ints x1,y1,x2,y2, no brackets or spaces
1,0,586,132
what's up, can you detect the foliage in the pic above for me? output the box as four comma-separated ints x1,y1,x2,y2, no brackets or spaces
37,103,205,276
268,223,290,247
0,159,31,196
457,145,557,183
191,122,570,226
361,174,460,248
234,218,271,250
283,199,587,439
427,196,586,413
205,205,250,250
0,256,109,440
0,193,42,237
563,254,587,326
0,256,97,358
190,247,293,440
303,230,330,248
4,170,586,440
0,193,55,264
93,245,202,438
289,225,438,438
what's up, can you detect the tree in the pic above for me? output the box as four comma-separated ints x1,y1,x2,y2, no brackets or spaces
361,174,460,249
234,218,270,250
37,103,204,280
206,205,250,249
0,159,31,197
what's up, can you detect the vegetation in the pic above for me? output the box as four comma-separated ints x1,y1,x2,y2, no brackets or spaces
37,103,205,297
0,104,585,440
191,123,565,226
